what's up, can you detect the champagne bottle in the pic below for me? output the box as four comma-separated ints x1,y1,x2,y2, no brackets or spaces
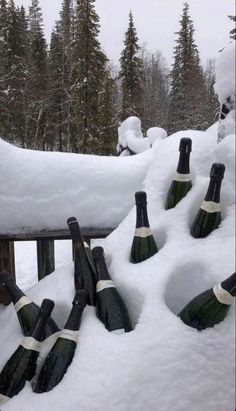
0,271,59,338
67,217,96,306
0,299,54,405
178,272,236,330
191,163,225,238
165,137,192,209
33,289,88,393
130,191,158,263
93,247,132,333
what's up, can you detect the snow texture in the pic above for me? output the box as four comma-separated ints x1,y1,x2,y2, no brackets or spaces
0,127,235,411
214,42,236,143
0,138,152,233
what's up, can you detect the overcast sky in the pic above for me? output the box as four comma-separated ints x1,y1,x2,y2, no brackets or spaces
14,0,235,67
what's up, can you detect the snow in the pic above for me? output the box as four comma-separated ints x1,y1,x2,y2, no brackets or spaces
0,138,152,233
214,42,235,105
117,116,167,155
0,127,235,411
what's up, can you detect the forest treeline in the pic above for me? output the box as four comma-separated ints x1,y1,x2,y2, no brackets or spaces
0,0,233,154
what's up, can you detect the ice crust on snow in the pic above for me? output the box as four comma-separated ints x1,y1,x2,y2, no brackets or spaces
0,138,152,233
0,128,235,411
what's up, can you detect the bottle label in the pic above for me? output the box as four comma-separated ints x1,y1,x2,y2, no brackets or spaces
111,328,125,335
173,172,191,182
213,283,234,305
0,393,9,405
96,280,116,292
200,201,221,213
21,336,41,352
15,296,33,313
59,329,79,342
134,227,152,238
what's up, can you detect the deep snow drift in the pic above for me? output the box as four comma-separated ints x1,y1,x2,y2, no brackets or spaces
0,126,235,411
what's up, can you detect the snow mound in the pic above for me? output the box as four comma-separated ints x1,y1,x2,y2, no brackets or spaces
214,42,236,104
117,116,167,155
0,138,152,233
0,127,235,411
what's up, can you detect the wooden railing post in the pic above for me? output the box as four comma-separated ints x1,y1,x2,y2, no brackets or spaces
37,239,55,281
0,240,15,304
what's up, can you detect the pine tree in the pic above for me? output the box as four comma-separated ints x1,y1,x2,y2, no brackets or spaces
229,15,236,40
71,0,108,154
98,67,117,155
203,58,219,128
168,3,207,134
6,1,30,146
27,0,48,149
0,0,9,137
119,11,144,122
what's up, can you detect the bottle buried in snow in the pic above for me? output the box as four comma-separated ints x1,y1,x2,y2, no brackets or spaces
130,191,158,263
33,290,88,393
165,138,192,210
93,247,132,334
190,163,225,238
0,271,59,338
0,299,54,405
178,272,236,330
67,217,97,306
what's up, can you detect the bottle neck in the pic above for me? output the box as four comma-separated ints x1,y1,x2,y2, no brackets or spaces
204,177,222,202
64,303,85,331
176,152,190,174
136,203,150,228
94,255,111,281
31,312,51,342
1,279,24,304
221,273,236,296
68,222,83,244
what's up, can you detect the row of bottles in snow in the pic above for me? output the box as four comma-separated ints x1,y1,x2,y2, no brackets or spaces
0,136,235,405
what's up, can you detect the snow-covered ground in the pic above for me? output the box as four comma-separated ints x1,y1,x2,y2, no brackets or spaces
0,42,235,411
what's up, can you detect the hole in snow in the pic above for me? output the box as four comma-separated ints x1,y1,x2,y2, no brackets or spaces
119,283,144,329
164,261,213,315
153,226,167,252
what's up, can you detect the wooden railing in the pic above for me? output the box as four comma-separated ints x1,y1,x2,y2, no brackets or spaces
0,226,114,305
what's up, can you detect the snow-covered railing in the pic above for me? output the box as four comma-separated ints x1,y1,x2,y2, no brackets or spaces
0,227,114,305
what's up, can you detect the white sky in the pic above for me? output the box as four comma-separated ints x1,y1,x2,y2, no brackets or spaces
14,0,235,67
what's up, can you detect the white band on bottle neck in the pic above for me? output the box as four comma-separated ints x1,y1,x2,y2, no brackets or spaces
15,296,33,313
173,172,191,182
0,393,10,405
213,283,234,305
59,329,79,342
97,280,116,292
134,227,152,238
201,201,221,213
111,328,125,335
21,336,41,352
83,241,89,248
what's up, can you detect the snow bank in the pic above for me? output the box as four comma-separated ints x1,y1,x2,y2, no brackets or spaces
0,127,235,411
0,138,152,233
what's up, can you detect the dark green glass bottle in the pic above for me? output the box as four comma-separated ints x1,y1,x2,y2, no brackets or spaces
33,290,88,393
178,272,236,330
0,299,54,406
67,217,96,306
0,271,59,338
130,191,158,263
165,137,192,209
93,247,132,333
191,163,225,238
